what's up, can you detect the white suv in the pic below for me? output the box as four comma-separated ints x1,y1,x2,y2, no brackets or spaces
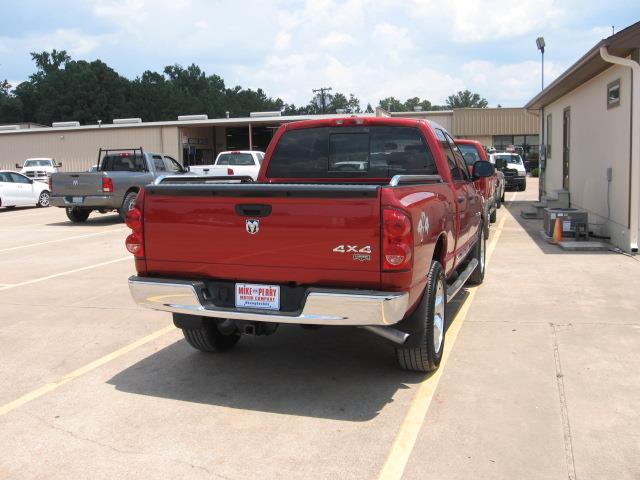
489,153,527,191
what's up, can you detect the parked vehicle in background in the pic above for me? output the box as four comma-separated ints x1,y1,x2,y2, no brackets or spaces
126,117,495,373
50,148,190,223
188,151,264,180
16,158,62,184
456,139,503,227
0,170,50,208
489,152,527,191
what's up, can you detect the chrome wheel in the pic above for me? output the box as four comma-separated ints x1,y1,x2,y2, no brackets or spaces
38,191,50,207
433,277,445,354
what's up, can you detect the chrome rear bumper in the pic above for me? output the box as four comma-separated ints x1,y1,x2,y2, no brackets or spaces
128,276,409,326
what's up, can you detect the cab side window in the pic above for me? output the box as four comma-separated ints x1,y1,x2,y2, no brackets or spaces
445,133,471,181
435,129,463,181
152,155,166,172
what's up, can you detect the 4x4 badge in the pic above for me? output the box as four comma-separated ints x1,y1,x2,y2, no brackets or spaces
246,219,260,234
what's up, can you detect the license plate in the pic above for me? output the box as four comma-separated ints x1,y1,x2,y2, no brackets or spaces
235,283,280,310
72,196,83,204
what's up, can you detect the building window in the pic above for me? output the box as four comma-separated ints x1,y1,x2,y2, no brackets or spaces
546,114,552,157
607,79,620,109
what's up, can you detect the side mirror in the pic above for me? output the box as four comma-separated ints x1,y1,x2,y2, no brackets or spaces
56,162,63,168
473,160,495,178
15,163,20,169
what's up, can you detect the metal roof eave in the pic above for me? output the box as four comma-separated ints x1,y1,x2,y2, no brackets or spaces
0,113,377,136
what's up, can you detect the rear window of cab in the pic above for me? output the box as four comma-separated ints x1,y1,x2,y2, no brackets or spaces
266,126,437,178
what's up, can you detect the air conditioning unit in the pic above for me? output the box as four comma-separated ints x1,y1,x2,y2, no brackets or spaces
250,111,281,118
543,208,588,237
113,118,142,124
178,114,208,121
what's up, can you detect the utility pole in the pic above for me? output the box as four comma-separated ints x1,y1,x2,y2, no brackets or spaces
312,86,332,114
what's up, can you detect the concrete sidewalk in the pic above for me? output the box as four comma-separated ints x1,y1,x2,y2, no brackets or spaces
404,178,640,479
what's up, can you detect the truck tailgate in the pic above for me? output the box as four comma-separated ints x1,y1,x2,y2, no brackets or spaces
143,183,382,287
51,172,103,196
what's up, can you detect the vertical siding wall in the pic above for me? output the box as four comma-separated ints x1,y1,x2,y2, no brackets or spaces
452,108,539,136
544,64,632,248
0,125,180,172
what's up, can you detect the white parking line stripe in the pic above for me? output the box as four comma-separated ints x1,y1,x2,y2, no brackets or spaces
0,229,125,253
0,325,176,418
378,214,508,480
0,257,131,291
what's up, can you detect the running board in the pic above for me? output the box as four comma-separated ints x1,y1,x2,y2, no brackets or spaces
446,258,478,302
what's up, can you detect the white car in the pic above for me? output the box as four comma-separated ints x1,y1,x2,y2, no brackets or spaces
188,151,264,180
489,152,527,191
17,158,62,184
0,170,51,208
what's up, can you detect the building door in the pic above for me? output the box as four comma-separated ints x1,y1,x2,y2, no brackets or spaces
562,108,570,190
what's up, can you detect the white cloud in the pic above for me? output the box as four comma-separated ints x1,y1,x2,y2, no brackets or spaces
462,59,564,105
320,32,356,47
410,0,565,42
0,28,107,58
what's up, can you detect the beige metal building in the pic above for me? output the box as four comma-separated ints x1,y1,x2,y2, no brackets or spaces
0,106,540,173
525,21,640,253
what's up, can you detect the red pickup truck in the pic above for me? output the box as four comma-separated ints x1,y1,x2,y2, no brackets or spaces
127,117,494,372
456,139,504,233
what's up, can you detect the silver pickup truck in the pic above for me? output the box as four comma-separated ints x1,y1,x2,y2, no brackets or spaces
50,148,188,222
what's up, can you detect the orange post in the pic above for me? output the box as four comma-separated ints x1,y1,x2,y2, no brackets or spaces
552,217,563,244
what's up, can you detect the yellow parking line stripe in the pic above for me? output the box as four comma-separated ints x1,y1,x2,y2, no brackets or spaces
0,257,131,291
378,213,508,480
0,325,176,417
0,229,125,253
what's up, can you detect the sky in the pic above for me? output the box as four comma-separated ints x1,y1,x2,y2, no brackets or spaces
1,0,639,109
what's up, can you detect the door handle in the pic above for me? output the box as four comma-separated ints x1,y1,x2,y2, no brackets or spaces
235,204,272,217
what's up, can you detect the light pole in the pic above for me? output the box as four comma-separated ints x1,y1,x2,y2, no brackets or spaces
536,37,545,90
536,36,546,202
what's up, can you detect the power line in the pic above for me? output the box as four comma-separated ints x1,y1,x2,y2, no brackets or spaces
312,86,332,114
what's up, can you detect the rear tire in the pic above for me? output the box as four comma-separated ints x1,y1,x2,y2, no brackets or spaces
468,225,486,285
489,206,497,223
395,261,446,373
182,319,241,352
65,207,91,223
119,191,138,222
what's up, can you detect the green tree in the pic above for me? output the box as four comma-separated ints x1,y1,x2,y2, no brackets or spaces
378,96,405,112
445,90,488,108
0,79,24,123
403,96,433,111
365,103,374,113
347,94,361,113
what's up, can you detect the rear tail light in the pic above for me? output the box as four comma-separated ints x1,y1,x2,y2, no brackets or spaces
382,208,413,271
48,177,53,192
102,177,114,193
227,167,235,175
125,188,145,257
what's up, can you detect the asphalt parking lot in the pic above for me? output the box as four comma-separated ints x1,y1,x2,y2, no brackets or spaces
1,178,639,480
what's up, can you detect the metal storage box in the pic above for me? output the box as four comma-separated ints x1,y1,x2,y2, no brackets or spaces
543,208,589,237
